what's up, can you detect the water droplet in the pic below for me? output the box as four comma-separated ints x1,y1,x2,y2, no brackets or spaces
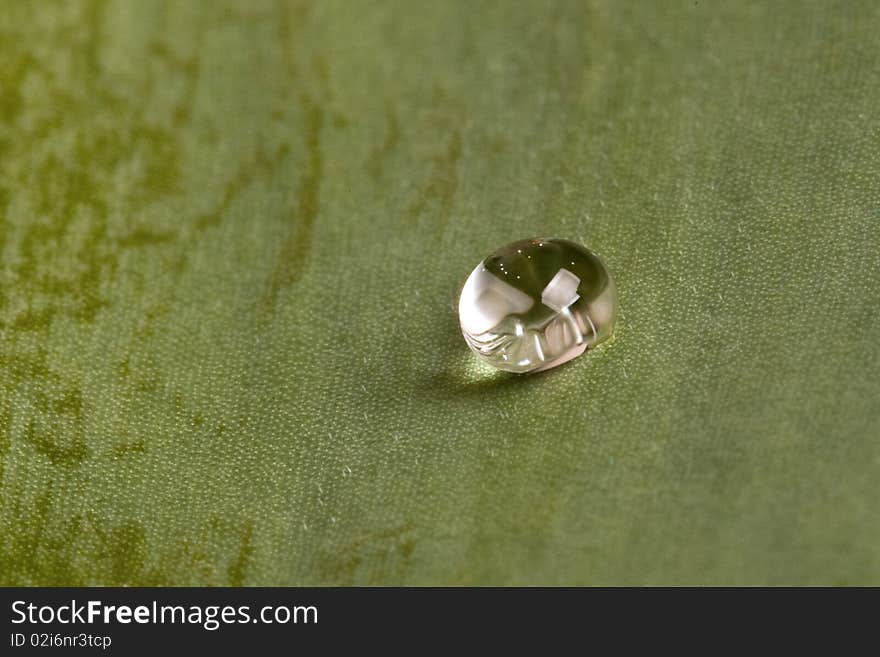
458,237,617,373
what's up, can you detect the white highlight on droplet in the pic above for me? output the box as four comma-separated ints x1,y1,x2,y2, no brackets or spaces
459,265,534,335
541,268,580,312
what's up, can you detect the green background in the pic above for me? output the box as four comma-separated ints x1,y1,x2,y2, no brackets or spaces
2,0,878,586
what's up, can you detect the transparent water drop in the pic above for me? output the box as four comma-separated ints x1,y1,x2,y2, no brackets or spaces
458,237,617,373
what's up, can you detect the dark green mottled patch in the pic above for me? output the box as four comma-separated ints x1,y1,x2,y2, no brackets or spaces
263,94,324,309
227,523,254,587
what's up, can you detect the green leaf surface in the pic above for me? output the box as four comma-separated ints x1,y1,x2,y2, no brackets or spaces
1,0,878,585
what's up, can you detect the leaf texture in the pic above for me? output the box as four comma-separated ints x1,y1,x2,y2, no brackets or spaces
1,0,879,585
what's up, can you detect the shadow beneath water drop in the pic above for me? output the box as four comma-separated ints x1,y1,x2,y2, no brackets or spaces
422,352,573,400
